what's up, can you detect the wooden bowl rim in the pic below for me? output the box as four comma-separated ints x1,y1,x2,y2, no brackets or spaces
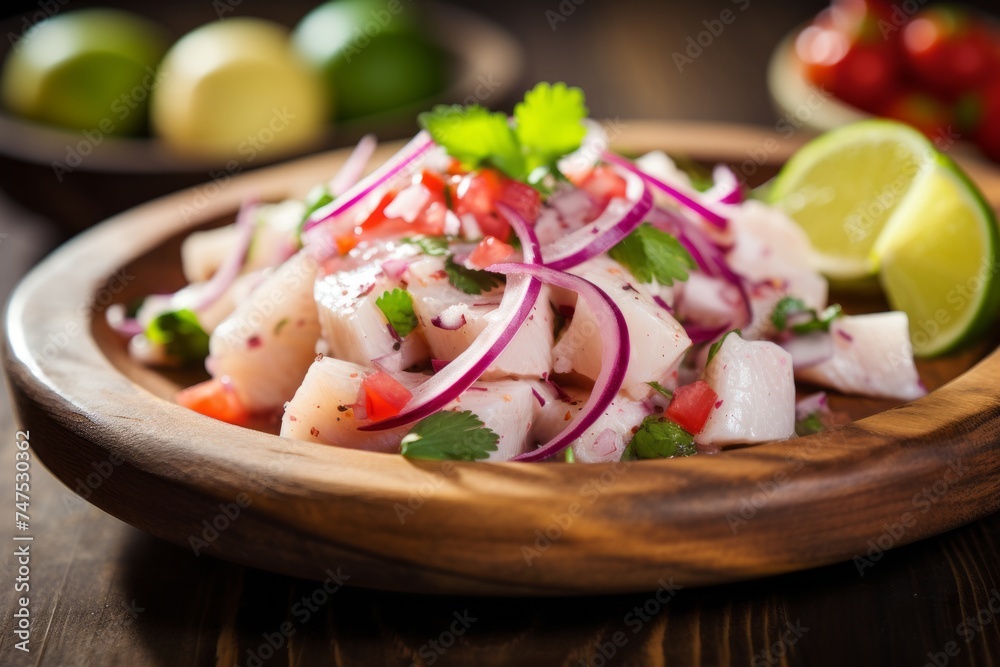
6,120,1000,595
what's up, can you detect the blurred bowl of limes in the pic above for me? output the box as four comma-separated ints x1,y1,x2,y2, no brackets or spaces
0,1,522,233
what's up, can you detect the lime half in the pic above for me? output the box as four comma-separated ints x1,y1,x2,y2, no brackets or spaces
769,120,937,280
874,153,1000,356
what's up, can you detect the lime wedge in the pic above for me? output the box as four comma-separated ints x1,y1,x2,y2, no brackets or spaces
874,154,1000,356
770,119,1000,357
769,120,936,280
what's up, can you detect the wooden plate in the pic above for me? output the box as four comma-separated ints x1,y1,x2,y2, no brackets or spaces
5,122,1000,596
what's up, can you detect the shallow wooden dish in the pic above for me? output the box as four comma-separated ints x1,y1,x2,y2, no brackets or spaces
5,122,1000,596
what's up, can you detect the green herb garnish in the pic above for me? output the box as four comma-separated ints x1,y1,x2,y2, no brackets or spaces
400,410,499,461
300,184,333,225
608,223,696,286
444,255,505,295
401,235,451,256
795,412,826,437
375,288,418,338
621,416,696,461
418,82,588,183
707,329,742,366
770,296,843,335
646,381,674,401
145,309,210,365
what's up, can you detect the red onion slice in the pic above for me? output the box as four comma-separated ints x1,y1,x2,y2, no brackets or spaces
540,167,652,270
193,197,258,313
359,206,542,431
603,151,729,229
329,134,377,197
477,263,628,462
704,165,744,206
303,131,434,232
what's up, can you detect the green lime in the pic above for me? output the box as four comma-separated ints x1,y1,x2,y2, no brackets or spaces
292,0,446,120
873,153,1000,356
1,9,169,135
770,119,1000,356
150,18,328,161
769,120,936,280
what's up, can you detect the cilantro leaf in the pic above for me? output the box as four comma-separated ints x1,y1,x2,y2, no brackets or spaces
301,183,334,224
707,329,742,366
795,412,826,437
400,410,499,461
608,223,696,286
145,309,210,365
375,288,418,338
770,296,843,335
646,381,674,401
417,82,589,184
444,255,505,295
514,82,588,173
418,105,525,179
401,235,451,256
621,417,696,461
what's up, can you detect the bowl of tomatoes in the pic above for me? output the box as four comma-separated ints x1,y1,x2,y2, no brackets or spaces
769,0,1000,162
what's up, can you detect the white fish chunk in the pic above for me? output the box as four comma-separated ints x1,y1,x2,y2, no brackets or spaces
208,251,322,412
696,333,796,446
405,256,554,379
532,386,651,463
314,261,429,369
795,312,926,401
446,380,537,461
552,256,690,399
281,357,417,451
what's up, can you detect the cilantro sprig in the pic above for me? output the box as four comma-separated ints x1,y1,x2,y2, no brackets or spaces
145,309,210,365
621,416,696,461
375,288,418,338
646,381,674,401
444,255,505,295
400,410,499,461
770,297,843,335
418,82,588,183
795,412,826,437
401,235,451,256
608,223,695,286
707,329,742,366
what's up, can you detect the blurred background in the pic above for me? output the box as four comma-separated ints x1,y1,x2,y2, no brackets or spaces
1,0,998,236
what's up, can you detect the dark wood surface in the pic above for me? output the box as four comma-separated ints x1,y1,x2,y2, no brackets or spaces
2,1,1000,665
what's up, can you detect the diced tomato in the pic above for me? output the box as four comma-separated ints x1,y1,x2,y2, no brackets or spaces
665,380,718,435
361,371,412,421
176,378,249,426
577,165,628,210
420,169,449,198
454,168,541,241
468,236,515,269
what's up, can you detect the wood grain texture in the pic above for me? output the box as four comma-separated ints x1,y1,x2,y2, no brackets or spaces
5,122,1000,598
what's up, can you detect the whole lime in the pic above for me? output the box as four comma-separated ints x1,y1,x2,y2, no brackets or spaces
292,0,447,120
1,9,169,135
149,18,328,161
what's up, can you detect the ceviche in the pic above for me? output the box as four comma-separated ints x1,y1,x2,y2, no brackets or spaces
109,83,926,462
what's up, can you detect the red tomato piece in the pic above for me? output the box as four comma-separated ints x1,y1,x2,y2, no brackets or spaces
665,381,719,435
454,168,541,241
902,8,997,98
361,371,412,421
468,236,515,269
879,90,952,140
577,165,628,210
176,378,249,426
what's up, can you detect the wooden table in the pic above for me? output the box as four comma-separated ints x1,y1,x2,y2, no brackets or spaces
2,0,1000,665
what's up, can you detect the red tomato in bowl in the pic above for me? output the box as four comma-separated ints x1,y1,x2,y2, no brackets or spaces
902,7,998,98
879,90,953,140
